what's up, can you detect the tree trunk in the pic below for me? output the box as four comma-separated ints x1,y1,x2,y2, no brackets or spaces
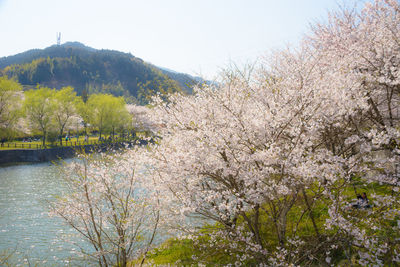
59,129,63,146
302,189,321,239
275,193,298,246
42,131,46,148
121,249,127,267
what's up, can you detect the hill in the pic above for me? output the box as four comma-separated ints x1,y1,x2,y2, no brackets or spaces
0,42,199,104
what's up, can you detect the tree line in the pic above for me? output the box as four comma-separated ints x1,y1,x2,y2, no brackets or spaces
0,76,133,147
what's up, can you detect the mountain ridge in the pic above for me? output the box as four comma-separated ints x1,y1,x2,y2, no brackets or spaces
0,42,200,104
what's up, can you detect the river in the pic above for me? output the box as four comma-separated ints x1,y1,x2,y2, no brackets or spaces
0,161,83,266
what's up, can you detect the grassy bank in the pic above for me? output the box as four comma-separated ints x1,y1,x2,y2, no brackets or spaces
132,180,398,266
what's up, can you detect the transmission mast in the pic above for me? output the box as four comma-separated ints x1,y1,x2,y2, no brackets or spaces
56,32,61,46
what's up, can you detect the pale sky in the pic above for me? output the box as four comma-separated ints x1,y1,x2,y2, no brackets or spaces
0,0,363,78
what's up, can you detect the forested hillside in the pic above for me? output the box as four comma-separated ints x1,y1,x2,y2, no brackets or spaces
0,42,198,104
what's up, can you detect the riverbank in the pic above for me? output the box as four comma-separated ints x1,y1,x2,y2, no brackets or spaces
0,140,150,165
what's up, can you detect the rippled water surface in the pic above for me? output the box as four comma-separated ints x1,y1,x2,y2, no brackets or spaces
0,161,82,266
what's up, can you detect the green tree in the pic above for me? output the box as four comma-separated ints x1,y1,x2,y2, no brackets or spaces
53,86,80,145
87,94,129,140
0,76,23,140
76,98,91,140
23,86,56,147
107,97,131,139
87,94,108,140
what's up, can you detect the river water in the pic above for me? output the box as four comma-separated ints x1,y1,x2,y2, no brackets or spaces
0,161,82,266
0,159,195,266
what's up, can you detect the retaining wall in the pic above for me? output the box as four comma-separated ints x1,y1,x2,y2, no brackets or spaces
0,140,151,165
0,145,98,165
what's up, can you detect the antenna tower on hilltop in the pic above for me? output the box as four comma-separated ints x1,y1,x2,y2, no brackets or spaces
56,32,61,46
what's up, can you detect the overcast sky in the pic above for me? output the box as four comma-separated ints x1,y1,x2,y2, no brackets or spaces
0,0,364,78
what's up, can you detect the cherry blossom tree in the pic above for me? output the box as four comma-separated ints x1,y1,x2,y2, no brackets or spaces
138,0,400,265
49,1,400,265
50,150,161,267
126,104,153,132
303,0,400,265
